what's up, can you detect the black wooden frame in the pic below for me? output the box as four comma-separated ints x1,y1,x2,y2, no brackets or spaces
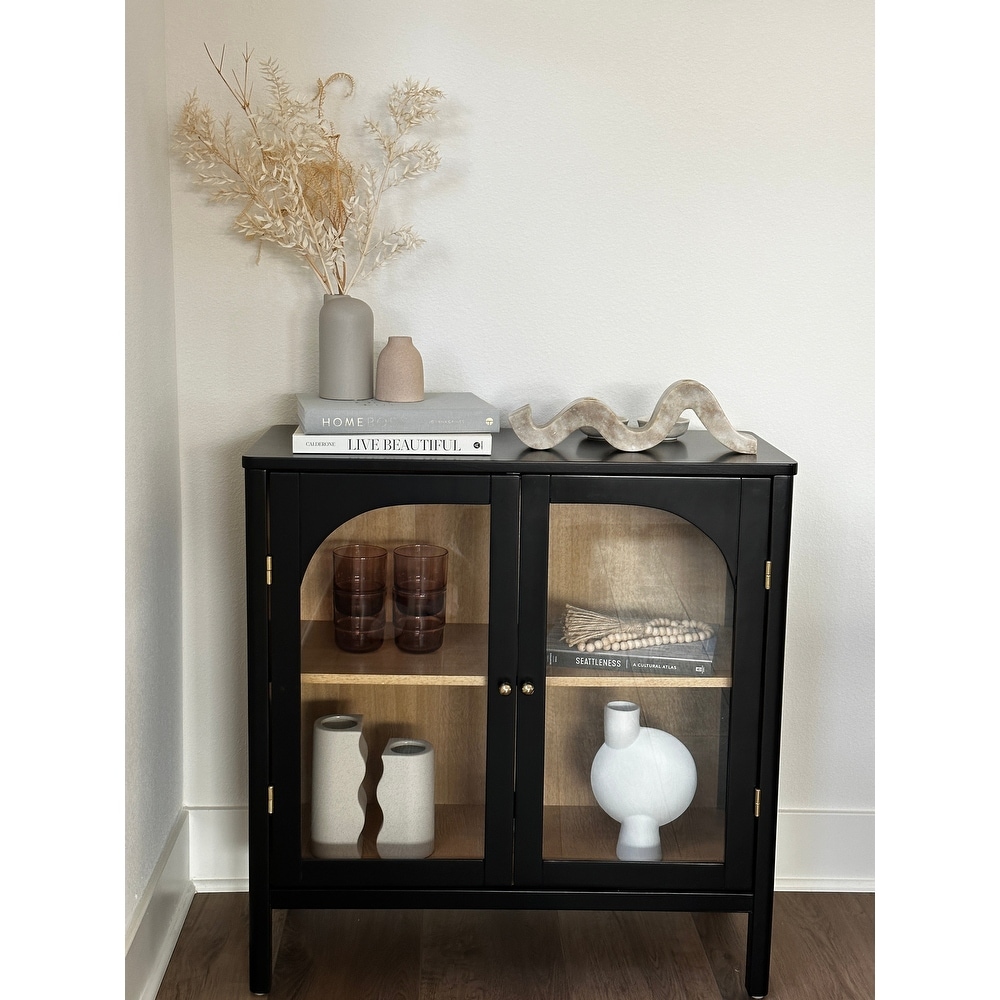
512,474,770,895
243,427,795,998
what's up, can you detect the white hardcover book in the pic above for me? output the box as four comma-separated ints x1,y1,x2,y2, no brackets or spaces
292,427,493,456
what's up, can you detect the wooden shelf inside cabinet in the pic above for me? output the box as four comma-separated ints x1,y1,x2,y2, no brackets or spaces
546,672,731,689
300,621,488,687
301,802,486,860
542,805,725,863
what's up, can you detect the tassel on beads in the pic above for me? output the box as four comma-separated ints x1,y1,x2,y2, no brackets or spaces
560,604,714,653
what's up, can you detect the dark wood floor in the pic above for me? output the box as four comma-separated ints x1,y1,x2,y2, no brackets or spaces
155,891,874,999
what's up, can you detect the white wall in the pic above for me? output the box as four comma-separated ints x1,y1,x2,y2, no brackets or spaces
125,0,185,941
161,0,873,870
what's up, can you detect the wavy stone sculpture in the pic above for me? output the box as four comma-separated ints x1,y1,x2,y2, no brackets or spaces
509,379,757,454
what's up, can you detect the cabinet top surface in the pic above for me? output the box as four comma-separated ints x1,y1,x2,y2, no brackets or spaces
243,426,796,476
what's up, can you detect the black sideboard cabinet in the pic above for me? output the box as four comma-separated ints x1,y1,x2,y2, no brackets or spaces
243,426,796,997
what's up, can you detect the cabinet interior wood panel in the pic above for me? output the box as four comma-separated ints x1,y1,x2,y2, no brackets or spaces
300,682,487,808
543,686,725,809
301,504,491,623
546,504,730,627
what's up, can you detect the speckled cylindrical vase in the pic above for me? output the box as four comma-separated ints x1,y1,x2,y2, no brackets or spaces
318,294,374,400
374,336,424,402
310,714,368,859
375,737,435,858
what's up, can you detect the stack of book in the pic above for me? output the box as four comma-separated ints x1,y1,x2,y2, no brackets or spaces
292,391,501,455
545,624,718,677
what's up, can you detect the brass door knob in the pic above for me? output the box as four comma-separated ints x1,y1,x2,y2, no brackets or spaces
521,681,535,696
498,682,512,696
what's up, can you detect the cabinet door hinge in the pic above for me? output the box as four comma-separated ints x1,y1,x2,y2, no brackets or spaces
754,788,761,818
764,561,772,590
267,786,274,814
266,555,273,586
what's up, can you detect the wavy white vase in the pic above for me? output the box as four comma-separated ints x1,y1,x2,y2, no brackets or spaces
590,701,697,861
376,738,435,858
310,714,368,859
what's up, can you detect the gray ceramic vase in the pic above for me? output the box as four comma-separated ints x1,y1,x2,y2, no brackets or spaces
318,294,375,400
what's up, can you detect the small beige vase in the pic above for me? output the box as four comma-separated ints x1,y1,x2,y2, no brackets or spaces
375,336,425,402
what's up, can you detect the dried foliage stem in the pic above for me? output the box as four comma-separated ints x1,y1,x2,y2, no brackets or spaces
173,47,444,297
215,45,340,294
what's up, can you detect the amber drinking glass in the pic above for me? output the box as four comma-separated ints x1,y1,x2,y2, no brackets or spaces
393,544,448,653
333,544,387,652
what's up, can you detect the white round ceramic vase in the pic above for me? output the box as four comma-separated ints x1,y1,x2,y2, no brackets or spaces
590,700,697,862
310,714,368,859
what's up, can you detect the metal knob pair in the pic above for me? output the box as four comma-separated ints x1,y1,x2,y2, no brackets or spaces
498,681,534,696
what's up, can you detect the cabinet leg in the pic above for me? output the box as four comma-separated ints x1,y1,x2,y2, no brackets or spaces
745,895,774,999
248,892,272,995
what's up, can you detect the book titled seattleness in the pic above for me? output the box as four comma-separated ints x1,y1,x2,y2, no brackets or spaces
545,626,717,677
296,392,501,435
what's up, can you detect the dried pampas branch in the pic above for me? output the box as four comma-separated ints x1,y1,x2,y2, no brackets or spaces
172,45,444,296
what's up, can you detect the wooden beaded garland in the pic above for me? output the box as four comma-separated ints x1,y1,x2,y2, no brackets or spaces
560,604,714,653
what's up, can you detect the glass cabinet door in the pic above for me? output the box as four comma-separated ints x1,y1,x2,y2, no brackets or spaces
299,501,490,862
515,475,768,891
542,502,732,865
268,472,516,887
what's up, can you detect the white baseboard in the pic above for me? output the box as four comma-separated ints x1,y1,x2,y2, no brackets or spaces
125,811,195,1000
775,809,875,891
186,804,874,894
189,805,251,889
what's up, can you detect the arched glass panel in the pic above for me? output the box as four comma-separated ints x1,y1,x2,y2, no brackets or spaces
299,503,490,861
543,503,733,864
